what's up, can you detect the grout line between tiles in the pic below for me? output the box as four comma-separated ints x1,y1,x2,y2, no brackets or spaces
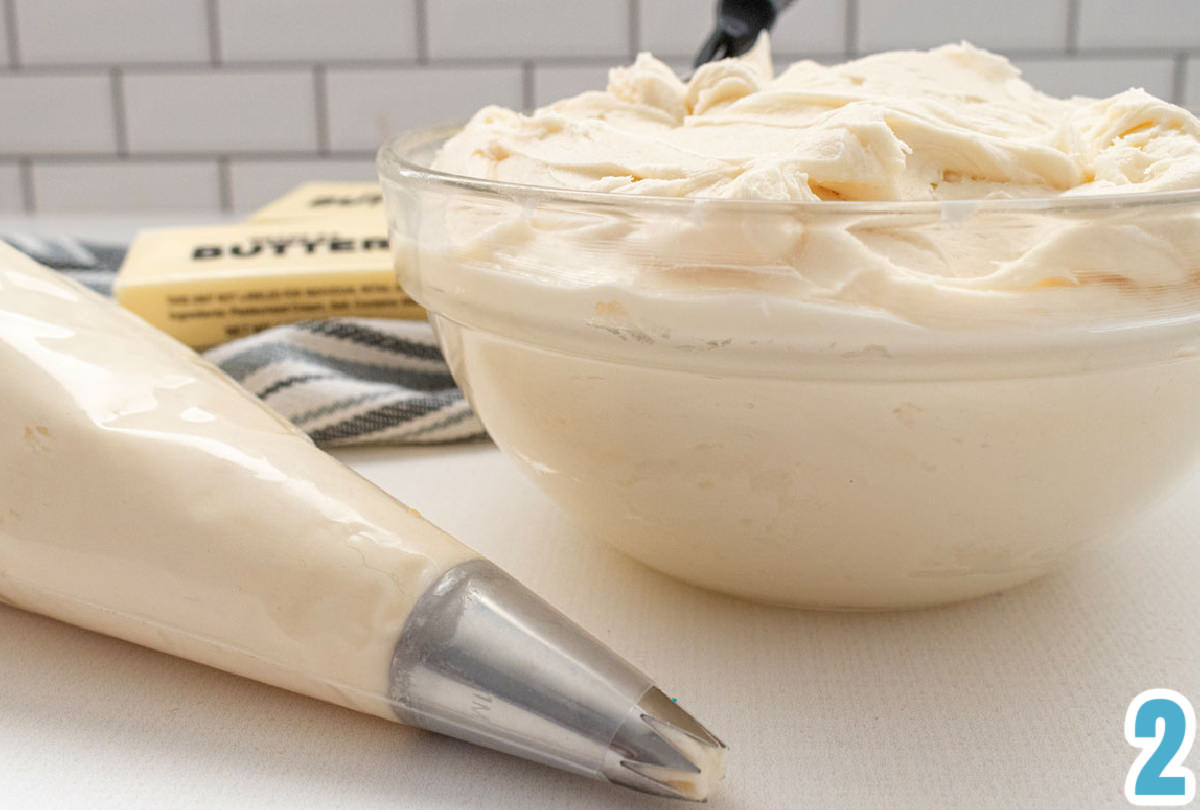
3,0,18,67
415,0,429,63
314,65,331,155
13,56,528,74
110,67,129,157
628,0,640,58
206,0,222,65
10,49,1187,75
1065,0,1081,54
521,60,535,112
216,155,232,212
18,157,34,214
0,150,378,163
844,0,859,57
1174,53,1189,106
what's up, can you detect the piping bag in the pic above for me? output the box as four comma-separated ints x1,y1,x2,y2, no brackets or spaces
0,243,725,801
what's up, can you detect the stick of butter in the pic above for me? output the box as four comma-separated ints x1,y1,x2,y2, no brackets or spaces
114,218,423,349
246,181,383,224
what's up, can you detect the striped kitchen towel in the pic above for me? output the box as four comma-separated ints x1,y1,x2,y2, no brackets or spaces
4,233,486,447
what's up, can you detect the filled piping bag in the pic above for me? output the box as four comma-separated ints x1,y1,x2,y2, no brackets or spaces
0,243,725,801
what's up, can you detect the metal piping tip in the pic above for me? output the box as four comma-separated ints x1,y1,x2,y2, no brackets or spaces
604,687,727,801
389,560,727,801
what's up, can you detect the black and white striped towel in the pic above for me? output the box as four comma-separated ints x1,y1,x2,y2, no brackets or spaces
4,234,486,447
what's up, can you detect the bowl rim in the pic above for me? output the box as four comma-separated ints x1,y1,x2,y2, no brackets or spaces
376,126,1200,378
377,125,1200,216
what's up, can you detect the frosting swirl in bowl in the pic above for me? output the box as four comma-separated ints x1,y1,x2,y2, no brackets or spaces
378,43,1200,607
436,37,1200,203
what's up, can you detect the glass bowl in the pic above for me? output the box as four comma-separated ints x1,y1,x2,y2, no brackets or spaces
378,126,1200,609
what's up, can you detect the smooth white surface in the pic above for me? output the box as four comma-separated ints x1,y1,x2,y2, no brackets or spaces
0,74,117,154
324,66,525,152
228,158,378,214
425,0,630,59
123,70,319,154
13,0,210,66
217,0,418,62
1077,0,1200,49
856,0,1070,51
0,165,22,214
30,161,223,214
1013,56,1177,101
0,440,1198,809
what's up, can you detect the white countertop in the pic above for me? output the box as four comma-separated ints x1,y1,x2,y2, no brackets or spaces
0,217,1197,809
2,441,1198,810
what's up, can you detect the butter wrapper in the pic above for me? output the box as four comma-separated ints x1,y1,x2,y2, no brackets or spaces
115,219,422,349
246,181,384,224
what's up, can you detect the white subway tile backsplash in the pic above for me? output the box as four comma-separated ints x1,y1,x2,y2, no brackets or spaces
218,0,418,63
638,0,846,59
1015,57,1176,101
31,160,221,213
636,0,706,57
857,0,1069,53
124,70,318,154
427,0,629,59
0,164,23,213
0,74,116,154
533,64,611,107
326,66,524,151
14,0,210,66
0,0,1196,215
229,158,378,213
771,0,847,57
1078,0,1200,50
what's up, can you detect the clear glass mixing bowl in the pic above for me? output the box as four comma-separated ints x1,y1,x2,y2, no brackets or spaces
379,126,1200,609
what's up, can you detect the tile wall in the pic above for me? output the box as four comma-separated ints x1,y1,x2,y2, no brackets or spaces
1,0,1197,214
